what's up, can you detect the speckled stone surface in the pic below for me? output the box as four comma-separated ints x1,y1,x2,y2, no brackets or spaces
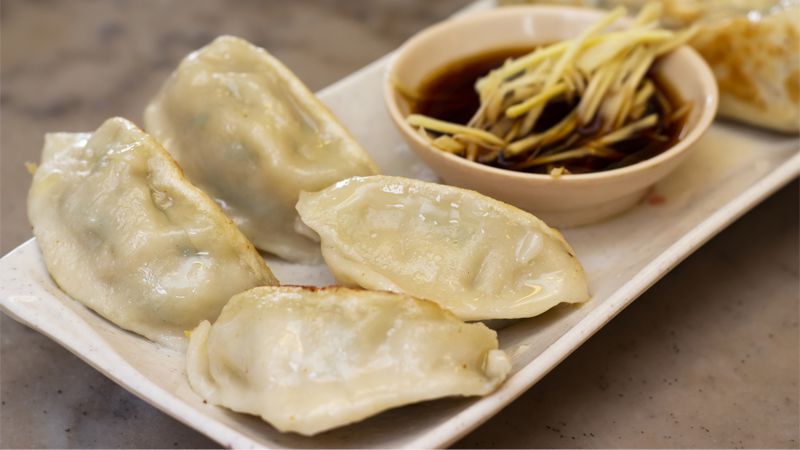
1,0,798,448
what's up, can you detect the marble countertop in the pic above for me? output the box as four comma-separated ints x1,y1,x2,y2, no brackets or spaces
1,0,798,448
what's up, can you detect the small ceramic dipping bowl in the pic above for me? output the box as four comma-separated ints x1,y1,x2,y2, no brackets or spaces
384,6,718,227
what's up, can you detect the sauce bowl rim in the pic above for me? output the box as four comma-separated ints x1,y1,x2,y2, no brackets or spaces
383,5,720,183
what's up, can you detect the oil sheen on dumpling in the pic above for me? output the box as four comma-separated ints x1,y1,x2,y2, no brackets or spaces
186,286,510,436
27,117,278,348
296,176,590,321
144,36,380,262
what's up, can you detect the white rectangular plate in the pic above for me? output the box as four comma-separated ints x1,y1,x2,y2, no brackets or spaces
2,4,799,448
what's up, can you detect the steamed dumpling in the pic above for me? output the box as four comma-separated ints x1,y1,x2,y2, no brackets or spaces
27,117,278,348
186,286,510,436
296,176,589,321
145,36,380,262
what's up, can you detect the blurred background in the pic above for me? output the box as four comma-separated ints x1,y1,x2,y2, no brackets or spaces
1,0,797,448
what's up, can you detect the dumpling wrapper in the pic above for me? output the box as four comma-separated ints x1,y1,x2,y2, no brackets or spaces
145,35,380,262
27,117,278,348
296,176,590,321
186,286,511,436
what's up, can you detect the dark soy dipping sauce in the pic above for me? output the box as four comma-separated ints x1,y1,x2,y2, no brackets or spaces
410,47,689,174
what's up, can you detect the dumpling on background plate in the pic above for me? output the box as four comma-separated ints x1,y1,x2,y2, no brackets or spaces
27,117,279,348
296,176,590,321
145,36,380,262
686,2,799,133
186,286,511,436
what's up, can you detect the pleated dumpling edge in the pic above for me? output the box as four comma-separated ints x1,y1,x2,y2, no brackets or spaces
296,175,590,321
145,35,380,263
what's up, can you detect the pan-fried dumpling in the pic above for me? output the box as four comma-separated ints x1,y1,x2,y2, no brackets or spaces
296,176,590,321
687,3,799,133
145,36,380,262
27,117,278,348
612,0,800,133
186,286,510,436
